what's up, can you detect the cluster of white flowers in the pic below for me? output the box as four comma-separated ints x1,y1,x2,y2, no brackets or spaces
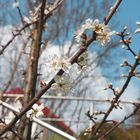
51,74,72,95
44,54,72,95
135,21,140,33
46,55,71,73
26,103,44,120
43,19,114,95
75,18,115,46
44,52,89,95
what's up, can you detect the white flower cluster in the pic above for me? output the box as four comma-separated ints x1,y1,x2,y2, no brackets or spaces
26,103,44,120
135,21,140,33
75,18,115,46
44,55,72,95
51,74,72,95
44,51,89,95
46,55,71,73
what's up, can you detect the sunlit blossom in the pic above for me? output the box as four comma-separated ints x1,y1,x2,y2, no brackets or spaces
51,74,72,95
136,21,140,26
92,19,104,33
121,45,128,49
13,1,19,8
74,28,85,43
82,18,94,30
49,55,61,72
46,55,71,73
135,28,140,33
26,104,44,120
135,54,140,61
134,21,140,33
96,29,115,46
114,87,121,94
59,57,71,73
74,18,114,46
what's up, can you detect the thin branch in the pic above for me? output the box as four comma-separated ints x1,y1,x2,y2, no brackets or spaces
16,7,25,26
0,0,64,55
98,104,140,140
0,119,24,140
89,58,139,139
0,23,31,55
104,0,122,25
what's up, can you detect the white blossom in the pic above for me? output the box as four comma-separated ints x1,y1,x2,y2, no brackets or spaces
135,55,140,60
23,16,32,24
26,104,44,120
123,26,127,30
51,74,72,95
74,19,94,43
74,28,85,43
120,63,124,67
44,5,52,15
121,74,126,77
46,55,71,73
121,45,128,49
92,19,115,46
48,55,61,72
114,87,121,94
23,15,38,24
96,29,115,46
134,21,140,33
59,57,71,73
74,18,114,46
82,18,94,30
134,28,140,33
92,19,104,33
136,21,140,26
13,1,19,8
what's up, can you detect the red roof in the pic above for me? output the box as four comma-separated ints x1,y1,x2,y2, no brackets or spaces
4,88,23,94
3,87,75,135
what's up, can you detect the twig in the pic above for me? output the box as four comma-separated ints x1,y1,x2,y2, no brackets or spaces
0,23,31,55
0,0,64,55
0,119,24,140
89,58,139,139
98,104,140,140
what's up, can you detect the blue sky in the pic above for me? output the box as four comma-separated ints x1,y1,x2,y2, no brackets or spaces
119,0,140,25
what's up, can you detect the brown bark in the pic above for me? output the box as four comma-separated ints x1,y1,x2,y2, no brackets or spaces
17,1,46,139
